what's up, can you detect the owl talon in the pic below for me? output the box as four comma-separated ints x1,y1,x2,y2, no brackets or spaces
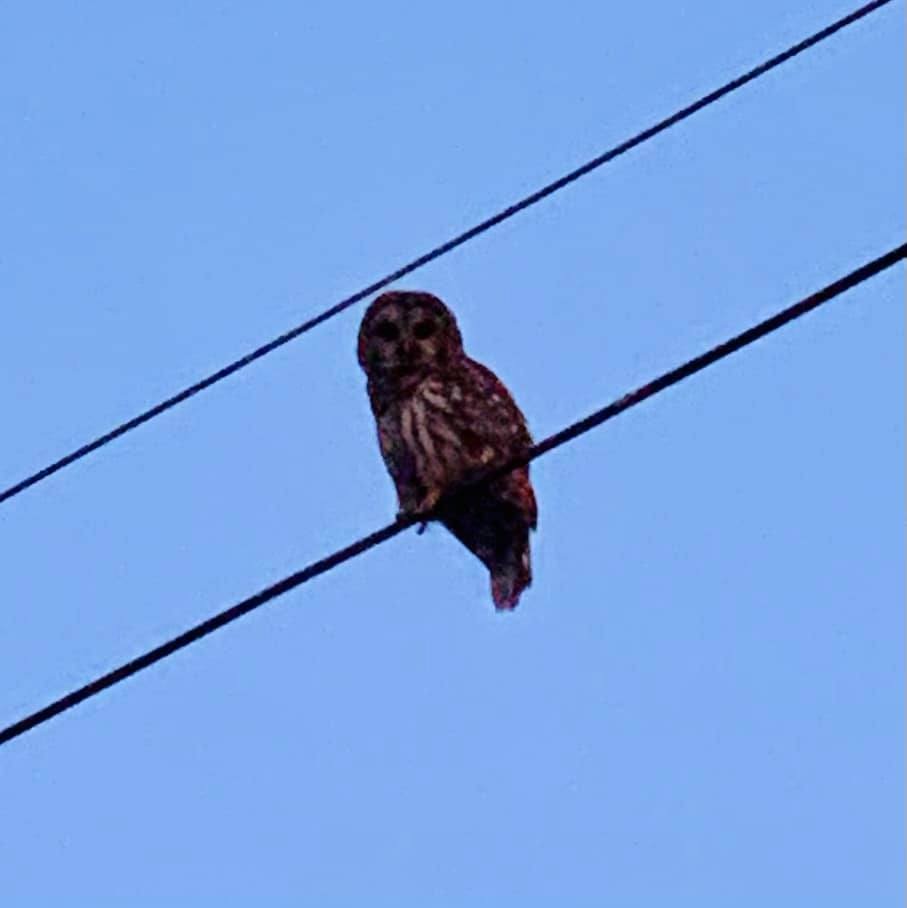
396,507,433,533
398,489,443,523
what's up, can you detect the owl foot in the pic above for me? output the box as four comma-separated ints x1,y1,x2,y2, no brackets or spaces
398,487,444,524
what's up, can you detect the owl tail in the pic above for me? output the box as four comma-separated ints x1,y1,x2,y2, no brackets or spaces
490,545,532,611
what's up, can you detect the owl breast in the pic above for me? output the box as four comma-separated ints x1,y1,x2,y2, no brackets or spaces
377,376,496,508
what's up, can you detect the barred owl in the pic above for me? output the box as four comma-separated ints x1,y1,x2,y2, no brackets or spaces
357,290,537,610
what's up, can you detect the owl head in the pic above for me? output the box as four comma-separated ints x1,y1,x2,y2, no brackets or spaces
357,291,464,380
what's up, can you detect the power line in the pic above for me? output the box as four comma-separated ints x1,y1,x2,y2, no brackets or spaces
2,242,902,748
0,0,895,509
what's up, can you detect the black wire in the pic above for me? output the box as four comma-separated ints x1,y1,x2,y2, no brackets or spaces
1,242,903,748
0,0,895,508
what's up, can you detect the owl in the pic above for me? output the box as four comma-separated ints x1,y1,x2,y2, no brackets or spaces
357,290,537,610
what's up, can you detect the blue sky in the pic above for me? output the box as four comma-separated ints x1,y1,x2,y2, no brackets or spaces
1,1,903,903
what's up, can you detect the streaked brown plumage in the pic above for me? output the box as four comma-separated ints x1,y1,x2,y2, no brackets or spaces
357,291,537,610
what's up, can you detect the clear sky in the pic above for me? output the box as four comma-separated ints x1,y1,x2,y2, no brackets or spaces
1,1,903,904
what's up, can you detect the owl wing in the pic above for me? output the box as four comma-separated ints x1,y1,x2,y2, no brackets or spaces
433,358,537,608
439,357,537,529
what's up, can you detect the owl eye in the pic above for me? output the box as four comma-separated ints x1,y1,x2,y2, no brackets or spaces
413,319,436,340
374,319,399,342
